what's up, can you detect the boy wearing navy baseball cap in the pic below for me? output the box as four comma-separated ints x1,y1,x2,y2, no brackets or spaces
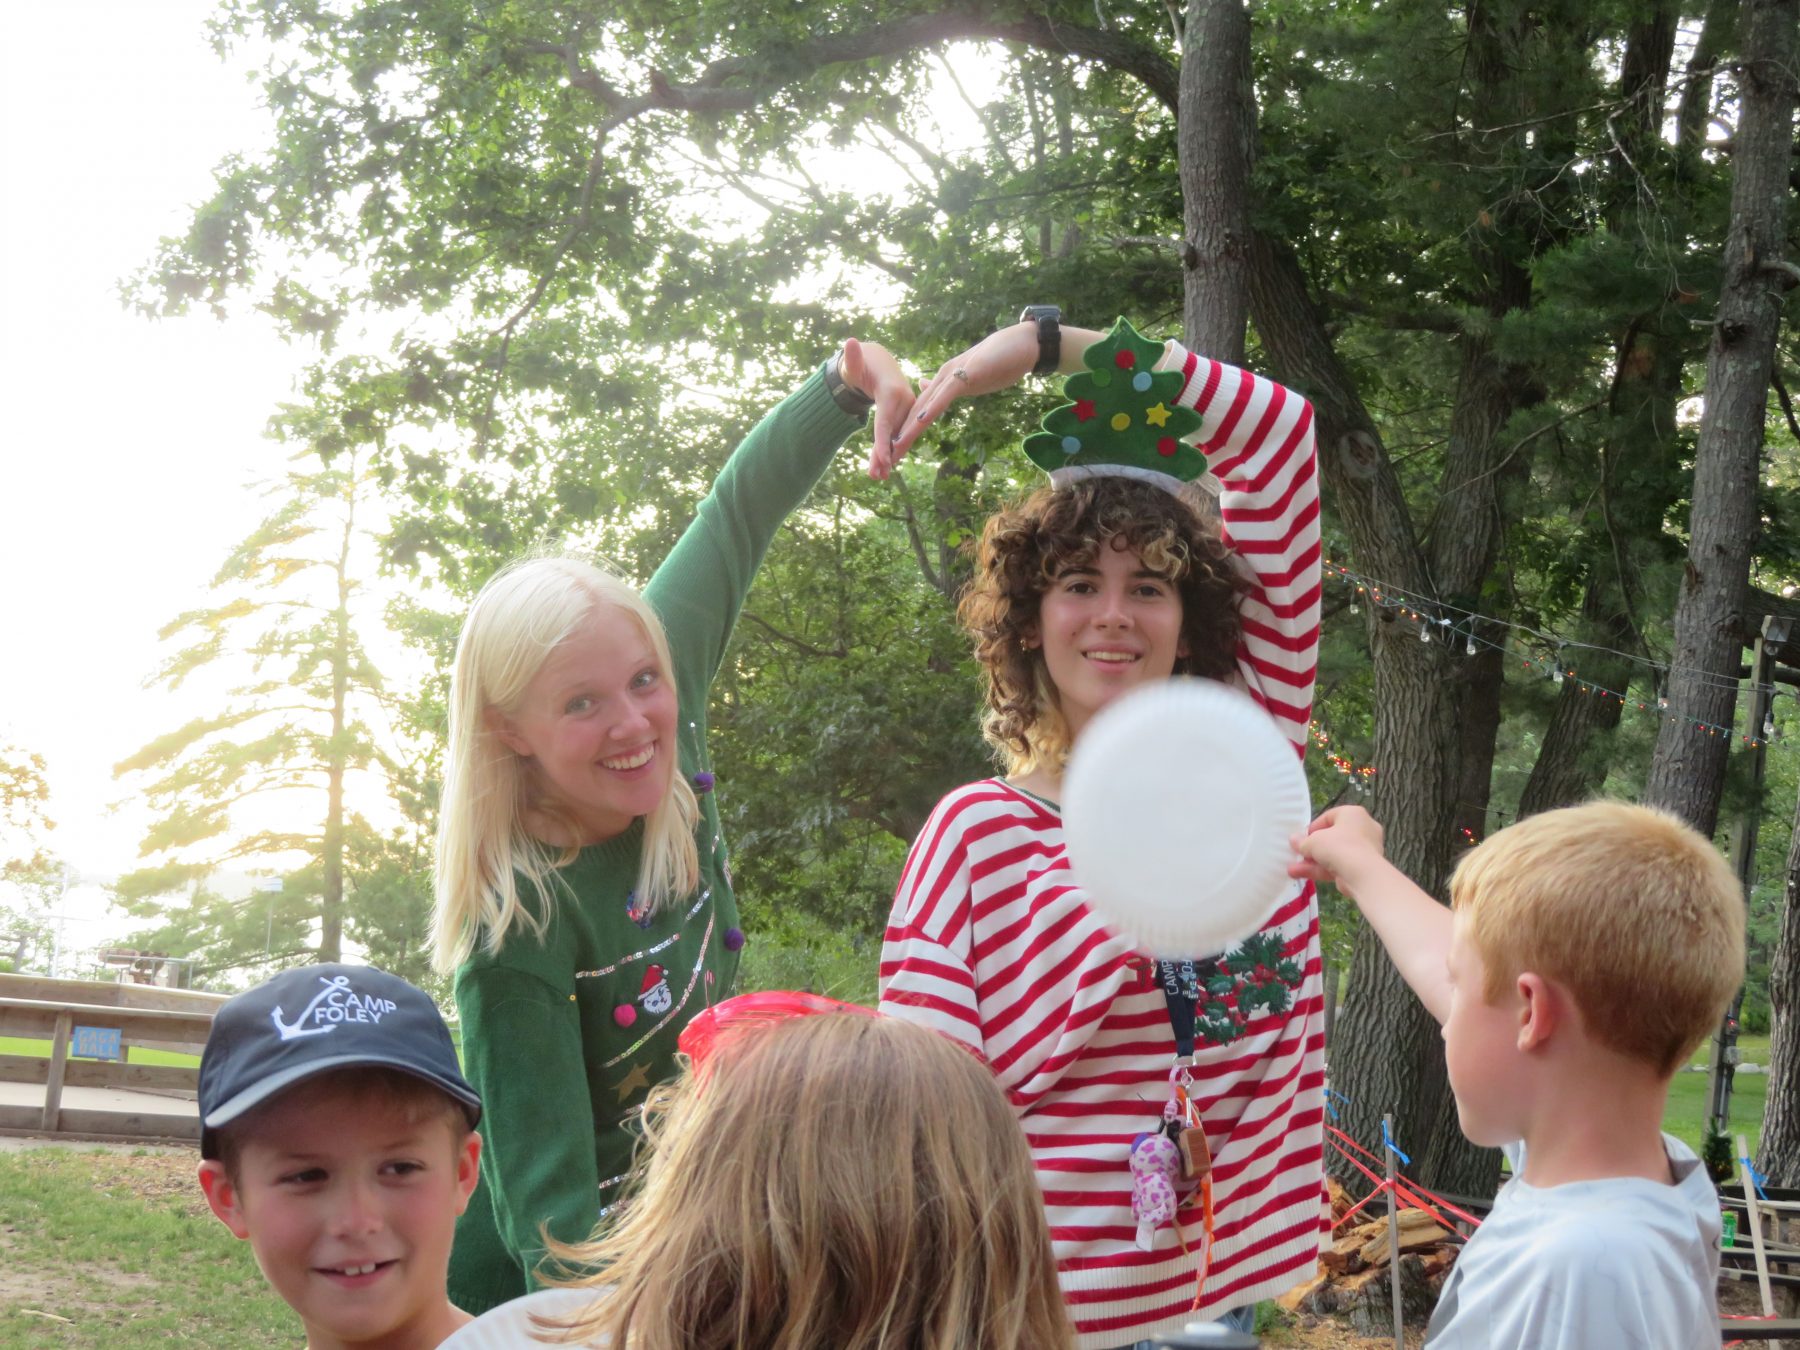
196,964,484,1350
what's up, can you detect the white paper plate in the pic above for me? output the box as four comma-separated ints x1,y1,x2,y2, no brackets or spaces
1062,679,1310,957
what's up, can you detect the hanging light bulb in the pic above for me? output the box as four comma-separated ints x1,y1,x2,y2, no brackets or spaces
1466,634,1477,656
1764,713,1775,740
1349,601,1360,615
1419,621,1431,643
1552,666,1565,685
1658,696,1668,711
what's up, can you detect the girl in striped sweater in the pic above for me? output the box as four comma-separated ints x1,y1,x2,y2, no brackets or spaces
875,316,1326,1350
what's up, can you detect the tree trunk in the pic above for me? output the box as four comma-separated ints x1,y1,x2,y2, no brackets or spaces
1643,0,1798,834
1323,952,1338,1045
320,476,357,964
1247,136,1549,1195
1765,782,1800,1184
1676,0,1741,177
1247,237,1502,1196
1411,644,1508,1193
1618,0,1679,160
1517,602,1637,816
1520,10,1694,820
1179,0,1253,361
1327,611,1464,1188
1453,625,1506,850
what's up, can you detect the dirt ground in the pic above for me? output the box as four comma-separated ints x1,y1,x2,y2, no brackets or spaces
1263,1313,1427,1348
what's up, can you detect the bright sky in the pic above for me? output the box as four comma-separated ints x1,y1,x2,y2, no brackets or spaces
1,3,307,939
0,8,1000,960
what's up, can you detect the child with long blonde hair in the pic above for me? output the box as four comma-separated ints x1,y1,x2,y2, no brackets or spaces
442,1009,1077,1350
431,340,915,1312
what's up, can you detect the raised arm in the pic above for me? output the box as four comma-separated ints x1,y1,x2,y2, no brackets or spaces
1290,806,1453,1023
646,341,913,691
1161,334,1321,751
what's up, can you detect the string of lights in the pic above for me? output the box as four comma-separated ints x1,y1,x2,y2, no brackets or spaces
1325,559,1761,699
1325,560,1781,749
1306,722,1491,844
1308,720,1378,788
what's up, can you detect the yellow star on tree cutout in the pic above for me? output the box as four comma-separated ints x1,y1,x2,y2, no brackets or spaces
1144,402,1172,428
615,1061,651,1101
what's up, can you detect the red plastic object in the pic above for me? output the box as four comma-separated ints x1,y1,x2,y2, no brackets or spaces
677,990,878,1066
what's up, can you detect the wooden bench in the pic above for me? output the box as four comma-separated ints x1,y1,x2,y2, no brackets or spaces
0,973,224,1144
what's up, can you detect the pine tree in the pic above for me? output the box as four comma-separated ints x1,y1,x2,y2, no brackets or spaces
112,452,410,975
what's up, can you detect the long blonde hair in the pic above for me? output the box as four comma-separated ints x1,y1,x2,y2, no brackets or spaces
431,555,700,974
539,1014,1075,1350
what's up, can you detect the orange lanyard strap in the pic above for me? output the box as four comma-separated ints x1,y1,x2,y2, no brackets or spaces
1158,1063,1218,1312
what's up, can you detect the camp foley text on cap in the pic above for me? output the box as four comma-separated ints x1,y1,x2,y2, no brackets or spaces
197,962,480,1158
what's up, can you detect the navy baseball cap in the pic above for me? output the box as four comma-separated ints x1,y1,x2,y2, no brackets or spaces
199,963,480,1158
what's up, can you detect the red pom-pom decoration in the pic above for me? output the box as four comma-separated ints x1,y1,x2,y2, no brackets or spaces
1074,398,1097,422
613,1003,637,1028
1157,436,1178,457
1115,349,1136,369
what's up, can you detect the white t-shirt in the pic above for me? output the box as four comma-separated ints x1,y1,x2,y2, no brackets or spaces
442,1289,603,1349
1425,1133,1720,1349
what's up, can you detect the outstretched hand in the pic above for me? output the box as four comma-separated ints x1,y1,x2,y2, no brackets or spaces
871,321,1042,478
1287,805,1387,892
837,338,916,480
1290,804,1452,1025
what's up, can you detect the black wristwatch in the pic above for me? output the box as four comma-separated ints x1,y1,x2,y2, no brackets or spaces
822,349,875,419
1019,305,1062,376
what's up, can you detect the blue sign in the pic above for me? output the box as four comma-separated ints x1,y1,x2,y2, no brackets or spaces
72,1026,122,1061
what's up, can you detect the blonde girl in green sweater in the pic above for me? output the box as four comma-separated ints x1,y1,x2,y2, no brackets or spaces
429,340,913,1311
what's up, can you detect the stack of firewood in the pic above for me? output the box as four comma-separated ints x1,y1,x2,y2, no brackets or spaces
1278,1179,1463,1336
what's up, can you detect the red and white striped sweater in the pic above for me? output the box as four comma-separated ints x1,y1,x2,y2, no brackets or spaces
879,340,1325,1349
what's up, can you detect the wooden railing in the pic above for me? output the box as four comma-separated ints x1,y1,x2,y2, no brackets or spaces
0,973,225,1144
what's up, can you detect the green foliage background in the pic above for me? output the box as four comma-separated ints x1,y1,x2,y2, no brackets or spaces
79,0,1800,1101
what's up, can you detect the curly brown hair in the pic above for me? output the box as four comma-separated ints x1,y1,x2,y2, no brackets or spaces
959,476,1248,773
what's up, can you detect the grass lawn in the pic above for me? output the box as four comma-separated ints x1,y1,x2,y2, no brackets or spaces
1700,1033,1772,1066
0,1037,199,1068
1663,1067,1767,1157
0,1148,296,1347
1662,1032,1773,1159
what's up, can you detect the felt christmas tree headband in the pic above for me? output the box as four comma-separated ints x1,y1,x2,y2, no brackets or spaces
1023,317,1207,494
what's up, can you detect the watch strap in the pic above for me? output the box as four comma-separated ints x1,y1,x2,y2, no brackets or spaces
1019,305,1062,376
822,350,875,418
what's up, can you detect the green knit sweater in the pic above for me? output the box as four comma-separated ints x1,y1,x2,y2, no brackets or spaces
448,370,864,1312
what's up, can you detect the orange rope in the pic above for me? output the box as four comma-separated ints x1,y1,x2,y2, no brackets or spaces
1193,1175,1215,1310
1326,1123,1485,1230
1168,1075,1217,1312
